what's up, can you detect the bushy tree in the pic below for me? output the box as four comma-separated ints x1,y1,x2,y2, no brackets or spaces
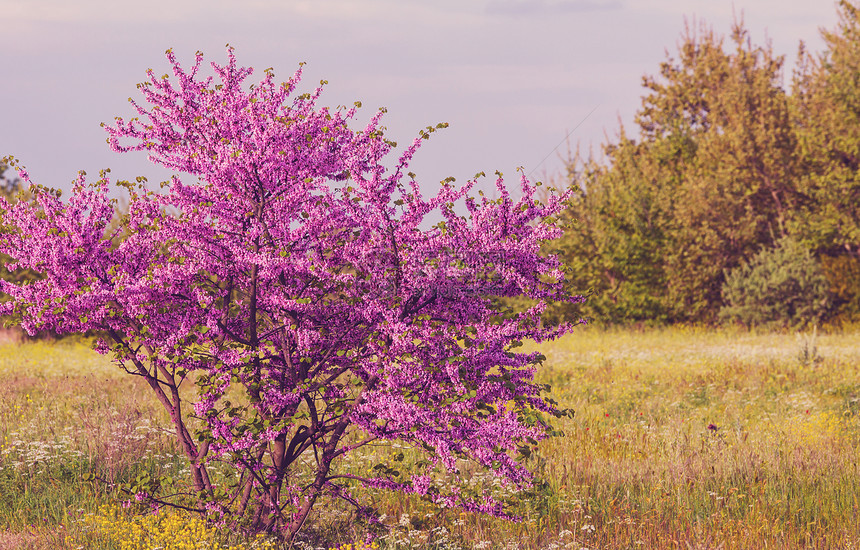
792,0,860,254
792,0,860,320
719,237,829,329
658,22,798,320
559,20,799,324
0,49,579,540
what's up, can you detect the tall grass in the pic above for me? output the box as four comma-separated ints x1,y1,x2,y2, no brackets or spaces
1,326,859,549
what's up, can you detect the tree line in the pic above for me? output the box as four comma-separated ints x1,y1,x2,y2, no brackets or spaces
554,1,860,327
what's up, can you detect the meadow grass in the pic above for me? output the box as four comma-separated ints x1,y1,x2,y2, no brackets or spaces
1,326,859,549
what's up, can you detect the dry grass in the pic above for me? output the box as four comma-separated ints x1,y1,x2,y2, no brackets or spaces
0,329,22,346
502,326,860,549
1,327,860,549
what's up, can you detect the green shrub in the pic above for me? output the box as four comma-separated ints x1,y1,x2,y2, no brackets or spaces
719,237,830,329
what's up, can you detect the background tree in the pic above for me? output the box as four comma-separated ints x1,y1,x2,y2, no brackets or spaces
0,49,578,541
559,20,802,324
659,22,798,321
557,132,682,324
792,0,860,320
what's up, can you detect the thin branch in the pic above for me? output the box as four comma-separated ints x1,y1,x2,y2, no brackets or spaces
333,434,380,458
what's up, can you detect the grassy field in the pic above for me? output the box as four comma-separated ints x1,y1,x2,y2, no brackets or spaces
1,326,859,549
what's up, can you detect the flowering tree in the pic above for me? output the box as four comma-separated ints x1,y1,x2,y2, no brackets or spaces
0,48,580,540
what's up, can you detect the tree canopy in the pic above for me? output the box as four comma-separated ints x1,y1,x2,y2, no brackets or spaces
558,3,860,326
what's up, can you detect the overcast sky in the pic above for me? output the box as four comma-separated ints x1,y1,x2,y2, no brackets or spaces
0,0,842,197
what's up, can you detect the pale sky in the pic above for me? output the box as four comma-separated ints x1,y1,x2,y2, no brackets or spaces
0,0,842,197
